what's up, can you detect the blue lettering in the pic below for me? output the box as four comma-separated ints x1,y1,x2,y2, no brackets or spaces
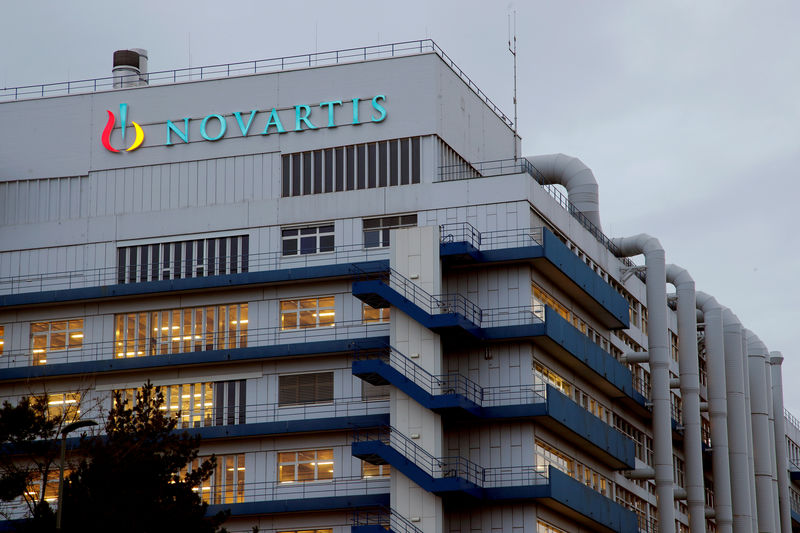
294,105,317,131
351,98,360,125
371,95,387,123
262,108,286,135
166,118,190,145
233,110,258,136
200,114,227,141
319,100,342,128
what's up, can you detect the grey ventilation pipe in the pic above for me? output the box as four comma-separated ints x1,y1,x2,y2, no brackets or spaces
745,330,777,532
764,354,780,531
770,352,792,532
696,292,733,533
526,154,602,230
740,330,759,533
722,310,755,532
611,234,674,533
666,265,705,533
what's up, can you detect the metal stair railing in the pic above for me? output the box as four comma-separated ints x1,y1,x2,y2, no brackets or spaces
353,266,482,327
440,222,543,251
354,347,483,406
353,426,484,487
351,506,424,533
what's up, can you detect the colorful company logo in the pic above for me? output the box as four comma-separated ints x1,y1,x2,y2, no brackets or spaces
101,103,144,153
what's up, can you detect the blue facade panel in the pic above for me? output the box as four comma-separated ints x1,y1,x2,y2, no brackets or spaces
208,493,389,517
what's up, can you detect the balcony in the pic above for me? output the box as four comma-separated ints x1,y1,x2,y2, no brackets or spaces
352,427,637,533
351,507,423,533
439,223,629,329
0,244,389,308
0,320,389,381
352,348,634,469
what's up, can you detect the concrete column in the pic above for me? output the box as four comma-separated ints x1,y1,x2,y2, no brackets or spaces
745,330,775,533
770,353,792,533
390,225,444,533
666,265,704,533
696,292,732,533
722,310,753,532
613,234,674,533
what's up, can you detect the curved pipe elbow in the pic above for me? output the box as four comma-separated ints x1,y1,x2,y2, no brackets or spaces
695,291,721,313
611,233,663,258
666,263,694,288
745,329,769,356
525,153,602,230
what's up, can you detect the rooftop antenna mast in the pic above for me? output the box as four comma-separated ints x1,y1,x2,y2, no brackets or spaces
508,10,518,159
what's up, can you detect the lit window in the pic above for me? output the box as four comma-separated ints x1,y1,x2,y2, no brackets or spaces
278,449,334,483
43,392,81,422
30,319,84,365
535,440,573,477
534,362,572,397
183,453,245,504
362,303,390,324
278,529,333,533
26,470,63,504
278,372,333,406
363,214,417,248
362,461,390,479
114,303,247,358
537,520,567,533
117,382,227,428
281,224,334,256
0,325,4,355
280,297,335,330
531,284,569,322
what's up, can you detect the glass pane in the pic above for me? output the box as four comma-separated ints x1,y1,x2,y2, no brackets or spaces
298,450,315,462
282,313,297,330
282,228,298,237
278,452,296,463
282,239,297,256
364,230,379,248
298,311,316,328
281,300,298,311
317,310,334,327
50,333,66,350
68,319,83,330
300,236,316,255
300,227,317,235
51,321,67,331
278,464,295,482
297,463,314,481
68,331,83,349
318,297,335,308
319,235,334,253
31,322,48,334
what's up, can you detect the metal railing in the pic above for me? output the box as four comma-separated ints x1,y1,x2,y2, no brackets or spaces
0,243,389,296
786,408,800,433
481,305,544,328
355,267,483,327
482,465,548,487
355,347,483,406
351,507,424,533
0,319,387,370
437,158,644,278
0,39,513,127
353,426,484,487
440,222,544,251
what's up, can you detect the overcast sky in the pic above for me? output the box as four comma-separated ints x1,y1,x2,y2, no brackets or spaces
2,1,799,410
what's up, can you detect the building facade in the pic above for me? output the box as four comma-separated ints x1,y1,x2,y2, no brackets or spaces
0,40,795,533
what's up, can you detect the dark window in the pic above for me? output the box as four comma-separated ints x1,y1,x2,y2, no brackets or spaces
278,372,334,406
282,225,335,256
139,246,148,282
230,237,238,274
241,236,249,273
363,214,417,248
291,153,301,196
324,148,333,192
207,239,216,276
195,240,204,277
346,146,355,190
411,137,420,183
173,242,182,279
335,147,344,191
117,248,126,284
378,141,388,187
367,143,376,188
282,154,290,197
150,244,159,281
400,138,409,185
389,140,399,186
313,150,323,194
302,151,312,195
357,144,366,189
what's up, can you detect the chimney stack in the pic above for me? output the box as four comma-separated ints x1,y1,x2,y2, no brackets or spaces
112,48,148,89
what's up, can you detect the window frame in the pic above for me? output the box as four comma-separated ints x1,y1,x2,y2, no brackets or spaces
277,448,335,483
279,296,336,331
362,214,417,249
278,371,334,407
30,319,84,365
281,223,335,257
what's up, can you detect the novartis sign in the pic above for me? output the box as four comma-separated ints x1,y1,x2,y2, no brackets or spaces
101,95,387,153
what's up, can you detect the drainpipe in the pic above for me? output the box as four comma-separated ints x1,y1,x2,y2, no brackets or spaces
696,292,732,533
770,352,792,532
666,265,704,533
611,234,674,533
722,310,754,532
526,154,602,230
745,330,776,533
764,354,780,531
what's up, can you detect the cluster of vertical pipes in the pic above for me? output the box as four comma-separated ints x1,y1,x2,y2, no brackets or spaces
531,153,791,532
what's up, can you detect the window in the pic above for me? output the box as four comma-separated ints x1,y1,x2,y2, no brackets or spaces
278,530,333,533
280,296,335,330
362,461,391,479
117,234,249,283
531,284,569,321
362,381,390,401
534,362,572,396
184,454,245,504
537,520,567,533
535,440,572,476
670,330,679,362
278,449,334,482
278,372,334,406
44,392,81,422
26,470,62,504
282,224,334,256
363,214,417,248
118,380,248,428
281,137,422,197
0,325,4,355
362,303,390,324
114,303,247,358
30,319,84,365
